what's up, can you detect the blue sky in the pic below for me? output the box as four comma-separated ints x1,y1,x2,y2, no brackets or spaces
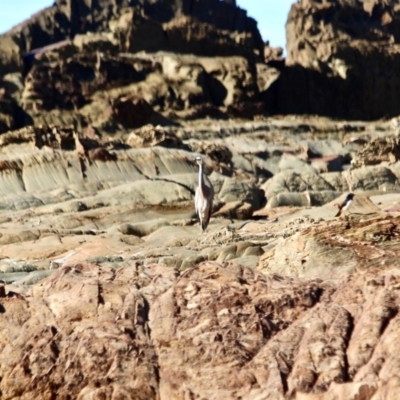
0,0,294,49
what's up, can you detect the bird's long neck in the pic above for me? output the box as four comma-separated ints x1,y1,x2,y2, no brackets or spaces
198,164,206,193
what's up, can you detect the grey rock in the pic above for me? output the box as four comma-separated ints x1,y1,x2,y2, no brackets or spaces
321,172,350,192
351,166,400,192
229,255,259,269
0,272,30,284
301,140,349,158
86,255,124,264
159,256,182,268
278,154,315,173
267,193,310,208
218,178,265,209
308,191,343,207
243,246,264,257
264,170,334,200
12,270,54,286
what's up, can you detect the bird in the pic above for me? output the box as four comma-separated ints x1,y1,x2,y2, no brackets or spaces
194,156,213,232
335,193,354,217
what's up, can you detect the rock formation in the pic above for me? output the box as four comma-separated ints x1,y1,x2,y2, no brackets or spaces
3,1,400,398
0,115,399,399
5,0,263,57
0,0,266,135
5,0,400,128
2,212,400,399
261,0,400,119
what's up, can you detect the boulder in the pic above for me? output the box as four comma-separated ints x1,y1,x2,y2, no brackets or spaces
267,191,341,208
2,255,400,398
350,166,400,192
269,0,400,119
0,35,22,75
5,0,263,58
126,124,183,148
351,136,400,169
258,212,399,278
217,177,266,210
187,142,233,165
264,170,335,200
109,97,155,129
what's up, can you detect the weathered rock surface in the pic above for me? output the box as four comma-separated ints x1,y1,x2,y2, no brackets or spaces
6,0,400,129
2,246,400,399
5,0,400,128
269,0,400,119
0,117,398,399
0,0,266,135
4,1,400,396
8,0,263,56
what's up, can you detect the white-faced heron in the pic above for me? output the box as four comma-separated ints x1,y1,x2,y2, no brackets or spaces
194,156,213,232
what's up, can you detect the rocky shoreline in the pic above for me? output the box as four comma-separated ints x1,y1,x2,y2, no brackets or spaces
2,0,400,398
0,116,399,398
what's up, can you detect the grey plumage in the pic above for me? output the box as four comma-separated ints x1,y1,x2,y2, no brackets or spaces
194,156,213,232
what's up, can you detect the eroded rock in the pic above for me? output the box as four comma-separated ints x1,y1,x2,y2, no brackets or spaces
126,124,183,148
0,256,400,399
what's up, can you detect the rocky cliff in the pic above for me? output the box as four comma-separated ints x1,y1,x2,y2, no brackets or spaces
0,0,266,134
6,0,263,56
4,0,400,131
262,0,400,119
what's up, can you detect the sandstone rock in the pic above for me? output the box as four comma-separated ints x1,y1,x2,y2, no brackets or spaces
328,193,382,217
0,112,400,399
264,170,335,201
310,155,345,173
126,124,183,148
118,219,170,237
187,141,233,165
276,0,400,119
266,191,341,209
0,0,265,135
218,177,266,210
267,192,311,209
1,255,400,398
19,47,259,135
6,0,262,61
0,35,21,75
350,166,400,192
321,172,350,193
301,139,349,159
110,3,263,58
278,153,316,173
213,200,255,220
351,136,400,169
229,254,259,268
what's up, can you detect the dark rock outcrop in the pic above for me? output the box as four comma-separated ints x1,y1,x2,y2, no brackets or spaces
6,0,263,58
0,0,266,135
261,0,400,120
